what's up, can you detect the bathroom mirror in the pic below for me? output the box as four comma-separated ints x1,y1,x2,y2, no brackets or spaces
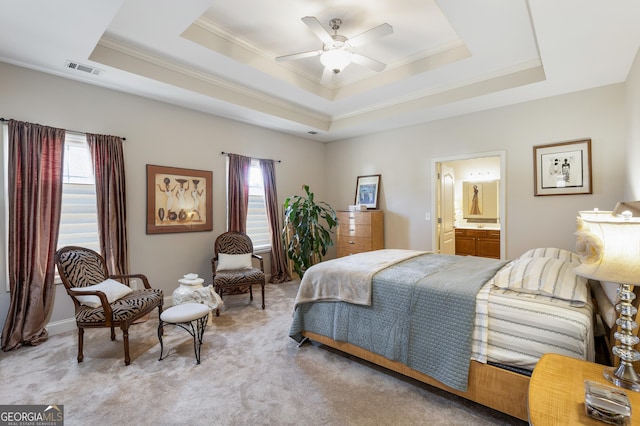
462,180,499,221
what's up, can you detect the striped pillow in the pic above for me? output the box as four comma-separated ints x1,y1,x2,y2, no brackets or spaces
518,247,581,264
493,257,588,305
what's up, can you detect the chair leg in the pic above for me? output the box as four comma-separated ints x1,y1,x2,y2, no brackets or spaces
110,325,116,341
158,319,165,361
191,315,208,364
122,326,131,366
157,305,164,336
249,285,253,301
77,328,84,363
261,283,265,310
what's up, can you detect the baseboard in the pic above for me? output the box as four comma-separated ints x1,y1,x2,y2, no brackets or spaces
46,318,77,336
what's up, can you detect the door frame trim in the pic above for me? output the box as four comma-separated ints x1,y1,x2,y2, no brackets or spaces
431,150,506,259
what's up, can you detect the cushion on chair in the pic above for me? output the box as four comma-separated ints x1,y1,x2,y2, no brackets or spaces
214,268,265,286
75,289,163,324
70,278,133,308
217,253,253,271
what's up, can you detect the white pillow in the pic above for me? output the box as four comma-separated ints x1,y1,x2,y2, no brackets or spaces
518,247,581,264
493,257,588,305
600,281,620,305
70,278,133,308
217,253,253,271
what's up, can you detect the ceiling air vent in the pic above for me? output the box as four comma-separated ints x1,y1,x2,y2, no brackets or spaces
64,60,103,76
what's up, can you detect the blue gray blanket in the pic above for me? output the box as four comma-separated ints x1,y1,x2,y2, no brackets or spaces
289,253,508,391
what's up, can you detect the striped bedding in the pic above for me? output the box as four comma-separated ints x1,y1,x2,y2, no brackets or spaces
293,247,594,377
472,271,594,370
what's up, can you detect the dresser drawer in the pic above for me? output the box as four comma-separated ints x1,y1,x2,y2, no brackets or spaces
337,211,372,225
337,236,373,255
336,210,384,257
337,223,372,237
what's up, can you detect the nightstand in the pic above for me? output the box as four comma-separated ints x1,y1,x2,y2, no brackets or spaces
529,353,640,425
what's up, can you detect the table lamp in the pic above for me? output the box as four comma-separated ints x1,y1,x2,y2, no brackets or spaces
575,209,640,391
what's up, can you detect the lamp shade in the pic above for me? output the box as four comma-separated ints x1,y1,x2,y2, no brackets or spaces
575,211,640,284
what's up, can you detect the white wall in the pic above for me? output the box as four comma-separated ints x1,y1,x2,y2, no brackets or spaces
325,84,627,259
625,47,640,200
0,62,326,334
0,59,635,337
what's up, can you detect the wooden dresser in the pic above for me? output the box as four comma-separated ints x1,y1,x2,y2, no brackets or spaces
336,210,384,257
454,228,500,259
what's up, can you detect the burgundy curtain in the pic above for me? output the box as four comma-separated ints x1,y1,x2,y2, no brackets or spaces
2,120,65,351
87,133,129,275
227,154,252,232
260,159,291,283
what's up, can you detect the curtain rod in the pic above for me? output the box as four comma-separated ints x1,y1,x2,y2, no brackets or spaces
221,151,281,163
0,117,126,141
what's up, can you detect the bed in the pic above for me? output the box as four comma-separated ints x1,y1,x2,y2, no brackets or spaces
289,248,594,421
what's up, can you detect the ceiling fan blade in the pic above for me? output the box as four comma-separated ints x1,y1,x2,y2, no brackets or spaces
351,53,387,72
275,50,322,62
320,66,335,85
301,16,334,44
348,23,393,47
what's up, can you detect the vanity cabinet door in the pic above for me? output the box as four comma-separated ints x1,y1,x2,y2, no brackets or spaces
454,229,475,256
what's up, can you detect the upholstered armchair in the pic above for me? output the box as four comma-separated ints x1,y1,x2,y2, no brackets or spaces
55,246,163,365
211,231,265,316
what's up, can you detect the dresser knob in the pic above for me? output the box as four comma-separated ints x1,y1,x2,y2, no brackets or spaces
349,241,355,244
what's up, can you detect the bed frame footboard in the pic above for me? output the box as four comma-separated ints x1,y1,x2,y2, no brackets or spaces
301,331,529,422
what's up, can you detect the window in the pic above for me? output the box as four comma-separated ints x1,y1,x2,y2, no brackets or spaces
246,159,271,251
57,134,100,253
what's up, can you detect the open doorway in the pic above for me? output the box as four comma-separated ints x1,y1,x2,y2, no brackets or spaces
432,151,506,259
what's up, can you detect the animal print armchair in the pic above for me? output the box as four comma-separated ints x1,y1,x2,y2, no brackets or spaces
55,246,163,365
211,231,265,316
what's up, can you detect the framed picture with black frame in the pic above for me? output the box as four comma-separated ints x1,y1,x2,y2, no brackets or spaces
533,139,592,196
354,174,381,209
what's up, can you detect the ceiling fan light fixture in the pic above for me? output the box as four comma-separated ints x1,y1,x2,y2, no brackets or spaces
276,16,392,76
320,48,352,73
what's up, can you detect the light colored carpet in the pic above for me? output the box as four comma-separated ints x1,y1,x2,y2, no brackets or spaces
0,281,525,425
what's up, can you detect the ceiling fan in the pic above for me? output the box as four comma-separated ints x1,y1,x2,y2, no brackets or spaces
275,16,393,83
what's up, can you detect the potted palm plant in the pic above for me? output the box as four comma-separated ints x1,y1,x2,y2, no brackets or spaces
282,185,338,278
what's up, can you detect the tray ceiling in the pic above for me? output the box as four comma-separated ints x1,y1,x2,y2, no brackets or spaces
1,0,640,142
